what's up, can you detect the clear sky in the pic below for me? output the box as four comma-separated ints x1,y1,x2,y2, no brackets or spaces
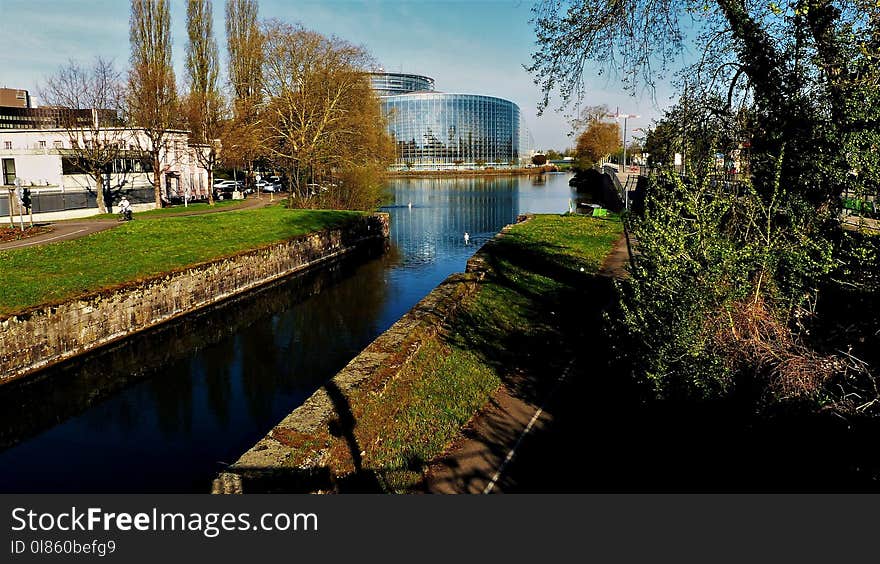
0,0,682,150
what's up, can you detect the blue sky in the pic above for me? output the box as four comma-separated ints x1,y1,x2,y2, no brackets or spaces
0,0,682,149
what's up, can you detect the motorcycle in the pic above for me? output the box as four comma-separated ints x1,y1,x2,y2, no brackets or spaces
119,208,133,222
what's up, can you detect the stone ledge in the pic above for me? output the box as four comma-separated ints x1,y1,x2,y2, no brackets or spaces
0,213,390,383
213,214,531,494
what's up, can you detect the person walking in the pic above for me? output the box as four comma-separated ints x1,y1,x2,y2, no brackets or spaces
119,196,132,221
464,231,470,245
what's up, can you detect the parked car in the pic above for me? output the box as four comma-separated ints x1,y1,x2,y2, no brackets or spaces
214,180,246,200
255,180,275,193
267,176,287,191
213,180,239,190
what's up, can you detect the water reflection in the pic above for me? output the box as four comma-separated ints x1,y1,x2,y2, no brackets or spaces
0,244,395,492
0,172,577,493
387,176,518,260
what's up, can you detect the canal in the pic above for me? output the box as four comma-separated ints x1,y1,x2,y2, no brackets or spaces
0,172,582,493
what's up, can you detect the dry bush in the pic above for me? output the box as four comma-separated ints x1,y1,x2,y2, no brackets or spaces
711,295,841,401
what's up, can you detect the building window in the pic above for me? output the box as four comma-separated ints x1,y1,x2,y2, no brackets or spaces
54,140,63,149
2,158,15,185
62,157,83,175
3,141,10,150
38,140,46,148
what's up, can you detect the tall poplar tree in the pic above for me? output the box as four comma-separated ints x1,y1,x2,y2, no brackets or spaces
127,0,178,207
184,0,222,205
224,0,263,186
225,0,261,108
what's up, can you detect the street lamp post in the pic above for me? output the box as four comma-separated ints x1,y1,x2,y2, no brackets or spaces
631,127,647,171
615,110,640,171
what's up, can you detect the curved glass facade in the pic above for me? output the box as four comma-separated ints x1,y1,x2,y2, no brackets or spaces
381,92,520,170
370,73,521,170
369,73,435,96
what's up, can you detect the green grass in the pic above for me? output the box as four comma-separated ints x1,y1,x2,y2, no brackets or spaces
315,214,623,492
88,199,243,220
445,213,623,382
359,340,501,491
0,206,361,316
500,213,623,274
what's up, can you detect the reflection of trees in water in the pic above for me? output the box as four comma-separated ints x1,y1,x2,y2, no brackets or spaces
148,363,196,439
0,243,388,454
202,342,236,431
386,177,519,259
238,250,394,423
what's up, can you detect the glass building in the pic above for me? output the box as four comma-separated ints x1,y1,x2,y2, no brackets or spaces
370,73,520,170
369,73,435,96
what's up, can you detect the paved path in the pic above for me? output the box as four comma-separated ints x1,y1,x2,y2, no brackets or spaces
422,233,631,493
0,221,116,251
0,195,274,252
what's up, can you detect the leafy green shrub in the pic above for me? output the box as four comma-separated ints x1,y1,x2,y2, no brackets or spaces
616,166,840,403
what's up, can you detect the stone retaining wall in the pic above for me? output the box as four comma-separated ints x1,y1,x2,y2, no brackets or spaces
0,213,389,383
212,215,529,494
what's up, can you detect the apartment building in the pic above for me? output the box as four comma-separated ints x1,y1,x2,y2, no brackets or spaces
0,128,209,218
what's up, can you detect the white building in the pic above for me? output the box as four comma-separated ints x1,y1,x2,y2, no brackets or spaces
0,128,209,220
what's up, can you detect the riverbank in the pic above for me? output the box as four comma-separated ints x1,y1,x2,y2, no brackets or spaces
386,165,561,178
0,206,361,316
214,213,623,493
0,196,271,252
0,209,389,382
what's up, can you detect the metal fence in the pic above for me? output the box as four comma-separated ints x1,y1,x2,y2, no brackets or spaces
0,186,154,216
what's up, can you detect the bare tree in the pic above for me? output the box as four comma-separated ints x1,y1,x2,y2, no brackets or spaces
224,0,263,188
568,104,614,138
183,0,222,205
40,58,127,214
527,0,880,208
260,20,393,208
127,0,179,207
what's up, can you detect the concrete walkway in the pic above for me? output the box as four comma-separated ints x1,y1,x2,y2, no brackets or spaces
0,195,273,252
0,221,116,251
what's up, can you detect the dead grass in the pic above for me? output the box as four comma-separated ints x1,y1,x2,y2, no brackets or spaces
712,294,844,400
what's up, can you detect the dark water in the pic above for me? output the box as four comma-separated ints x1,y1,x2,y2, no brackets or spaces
0,173,581,493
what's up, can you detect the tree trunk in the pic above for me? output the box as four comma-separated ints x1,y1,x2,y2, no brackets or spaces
287,166,297,208
153,154,163,208
207,161,215,206
804,0,847,125
8,188,14,227
95,172,107,214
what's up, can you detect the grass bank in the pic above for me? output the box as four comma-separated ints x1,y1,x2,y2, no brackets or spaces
89,199,243,220
0,206,361,316
276,214,622,492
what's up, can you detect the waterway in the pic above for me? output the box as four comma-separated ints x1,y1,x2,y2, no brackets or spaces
0,172,583,492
